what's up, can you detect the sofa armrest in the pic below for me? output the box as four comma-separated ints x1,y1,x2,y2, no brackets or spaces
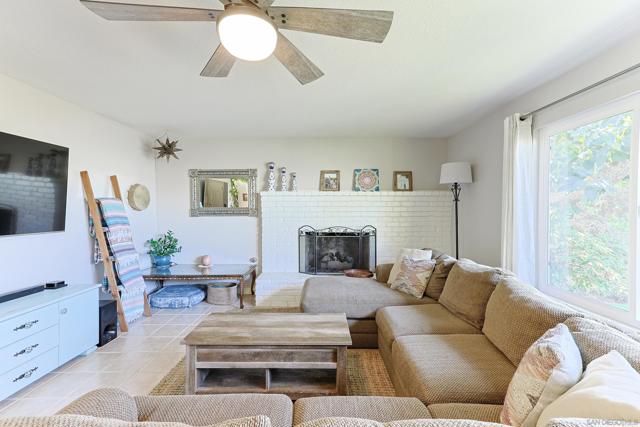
375,264,394,284
57,388,138,422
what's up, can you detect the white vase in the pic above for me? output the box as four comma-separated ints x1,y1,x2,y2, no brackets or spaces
279,167,288,191
266,162,276,192
290,172,298,192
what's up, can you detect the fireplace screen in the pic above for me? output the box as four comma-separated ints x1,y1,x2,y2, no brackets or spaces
299,226,376,275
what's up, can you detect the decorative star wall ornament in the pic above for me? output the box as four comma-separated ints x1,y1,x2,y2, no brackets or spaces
154,138,182,162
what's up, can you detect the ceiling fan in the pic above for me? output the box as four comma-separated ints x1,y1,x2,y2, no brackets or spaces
79,0,394,85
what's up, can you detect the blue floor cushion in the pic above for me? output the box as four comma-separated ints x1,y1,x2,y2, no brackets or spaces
149,286,205,309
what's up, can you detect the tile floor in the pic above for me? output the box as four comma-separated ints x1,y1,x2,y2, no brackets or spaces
0,296,260,418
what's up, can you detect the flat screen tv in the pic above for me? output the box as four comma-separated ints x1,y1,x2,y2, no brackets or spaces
0,131,69,236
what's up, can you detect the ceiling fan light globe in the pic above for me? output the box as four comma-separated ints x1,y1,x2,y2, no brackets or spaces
217,8,277,62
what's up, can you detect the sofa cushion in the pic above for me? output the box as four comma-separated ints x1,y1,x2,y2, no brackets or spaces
391,335,516,405
377,305,481,365
295,417,505,427
500,324,583,427
483,277,581,366
57,388,138,422
301,276,436,319
134,394,293,427
439,259,509,329
293,396,431,425
427,404,503,423
0,415,271,427
564,317,640,372
425,255,457,300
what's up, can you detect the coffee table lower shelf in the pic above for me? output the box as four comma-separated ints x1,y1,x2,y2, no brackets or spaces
185,345,348,400
195,368,338,400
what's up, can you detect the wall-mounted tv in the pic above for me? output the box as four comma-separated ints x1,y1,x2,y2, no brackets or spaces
0,131,69,236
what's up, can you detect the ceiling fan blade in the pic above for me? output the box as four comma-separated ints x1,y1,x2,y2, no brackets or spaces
274,32,323,85
80,0,221,21
268,7,393,43
200,44,236,77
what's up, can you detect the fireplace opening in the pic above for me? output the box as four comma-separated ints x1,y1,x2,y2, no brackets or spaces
299,226,376,275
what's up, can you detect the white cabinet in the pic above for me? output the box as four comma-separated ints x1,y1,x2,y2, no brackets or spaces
0,284,99,401
59,290,99,364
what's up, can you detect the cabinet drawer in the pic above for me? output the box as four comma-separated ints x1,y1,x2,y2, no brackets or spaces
0,347,58,401
0,326,59,375
0,304,58,346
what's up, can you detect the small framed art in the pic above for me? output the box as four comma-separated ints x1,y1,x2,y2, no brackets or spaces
393,171,413,191
353,169,380,192
320,170,340,191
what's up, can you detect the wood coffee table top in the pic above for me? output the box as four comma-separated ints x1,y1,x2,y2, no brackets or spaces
184,313,352,347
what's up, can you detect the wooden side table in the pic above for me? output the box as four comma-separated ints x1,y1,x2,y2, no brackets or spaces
142,264,257,309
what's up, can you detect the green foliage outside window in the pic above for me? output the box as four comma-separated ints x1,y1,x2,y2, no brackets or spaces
548,111,632,310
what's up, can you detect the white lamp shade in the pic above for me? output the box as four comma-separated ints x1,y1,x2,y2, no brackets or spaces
217,6,278,62
440,162,473,184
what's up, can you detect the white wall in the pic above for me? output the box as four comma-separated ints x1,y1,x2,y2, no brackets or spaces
156,138,448,266
0,73,157,295
447,32,640,267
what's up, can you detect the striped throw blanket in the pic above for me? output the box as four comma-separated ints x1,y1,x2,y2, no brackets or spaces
91,198,146,323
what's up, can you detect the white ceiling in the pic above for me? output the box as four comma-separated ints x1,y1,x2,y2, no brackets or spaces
2,0,640,139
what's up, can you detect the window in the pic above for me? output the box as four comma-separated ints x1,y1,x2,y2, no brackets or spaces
538,96,640,325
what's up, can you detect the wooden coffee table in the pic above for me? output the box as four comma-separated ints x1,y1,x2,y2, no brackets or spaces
183,313,352,400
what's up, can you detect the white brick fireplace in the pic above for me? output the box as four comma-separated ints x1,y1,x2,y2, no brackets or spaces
256,191,454,306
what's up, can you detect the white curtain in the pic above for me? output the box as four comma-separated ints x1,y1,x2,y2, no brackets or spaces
501,114,537,284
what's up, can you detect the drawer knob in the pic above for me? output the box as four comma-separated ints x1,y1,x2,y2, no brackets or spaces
13,320,39,332
13,344,39,358
12,367,38,383
60,308,68,315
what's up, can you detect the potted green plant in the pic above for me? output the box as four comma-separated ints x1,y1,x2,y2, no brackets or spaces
147,231,182,268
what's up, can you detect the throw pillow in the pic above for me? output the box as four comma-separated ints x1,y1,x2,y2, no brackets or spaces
424,255,457,300
536,351,640,427
438,259,510,329
387,249,432,285
390,257,436,298
500,324,583,427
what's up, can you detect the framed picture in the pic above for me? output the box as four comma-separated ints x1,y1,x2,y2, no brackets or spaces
353,169,380,192
393,171,413,191
320,170,340,191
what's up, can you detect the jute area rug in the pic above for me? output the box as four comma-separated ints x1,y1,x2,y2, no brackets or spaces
150,349,395,397
150,306,395,396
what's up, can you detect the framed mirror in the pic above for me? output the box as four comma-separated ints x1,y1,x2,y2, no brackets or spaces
189,169,258,217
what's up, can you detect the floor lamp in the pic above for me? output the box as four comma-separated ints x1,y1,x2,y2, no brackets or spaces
440,162,473,259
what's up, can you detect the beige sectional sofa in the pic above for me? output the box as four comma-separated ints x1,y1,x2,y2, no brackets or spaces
301,249,640,417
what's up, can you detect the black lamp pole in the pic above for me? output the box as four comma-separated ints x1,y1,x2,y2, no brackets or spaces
450,183,462,259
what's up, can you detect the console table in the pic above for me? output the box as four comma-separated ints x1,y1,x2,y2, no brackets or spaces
142,264,257,309
0,284,99,400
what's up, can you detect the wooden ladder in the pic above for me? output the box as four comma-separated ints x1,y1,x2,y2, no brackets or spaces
80,171,151,333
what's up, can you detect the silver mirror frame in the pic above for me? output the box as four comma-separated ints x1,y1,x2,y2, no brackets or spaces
189,169,258,217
